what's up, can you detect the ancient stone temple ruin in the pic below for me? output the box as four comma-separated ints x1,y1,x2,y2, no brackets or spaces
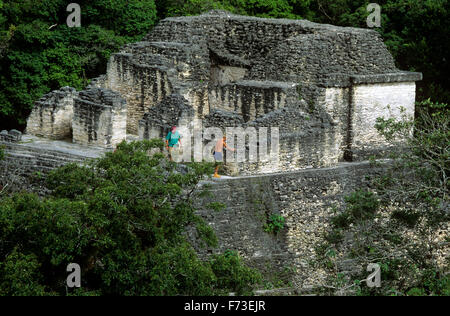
7,12,434,290
26,10,421,173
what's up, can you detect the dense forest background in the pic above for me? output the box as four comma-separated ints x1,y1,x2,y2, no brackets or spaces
0,0,448,130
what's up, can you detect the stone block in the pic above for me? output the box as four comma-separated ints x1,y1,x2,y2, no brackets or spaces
26,87,77,139
72,88,127,148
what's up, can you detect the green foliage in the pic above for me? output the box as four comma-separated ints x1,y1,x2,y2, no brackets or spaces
0,247,47,296
324,228,344,244
391,209,421,227
419,269,450,296
0,140,261,295
344,190,379,221
406,287,426,296
331,190,379,229
0,145,4,161
159,0,302,19
263,213,285,234
0,0,158,129
210,250,262,295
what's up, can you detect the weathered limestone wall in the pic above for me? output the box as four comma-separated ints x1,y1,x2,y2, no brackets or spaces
192,160,384,285
209,81,298,122
103,54,173,135
0,135,103,174
317,73,420,161
136,11,421,171
26,87,78,139
260,32,396,83
351,81,416,160
72,88,127,148
138,94,195,140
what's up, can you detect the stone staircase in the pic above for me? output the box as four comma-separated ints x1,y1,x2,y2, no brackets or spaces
3,145,84,173
1,135,105,174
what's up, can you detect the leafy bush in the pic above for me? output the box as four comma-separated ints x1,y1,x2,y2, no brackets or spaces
263,214,285,234
391,209,421,228
210,250,262,295
330,190,379,229
375,100,448,219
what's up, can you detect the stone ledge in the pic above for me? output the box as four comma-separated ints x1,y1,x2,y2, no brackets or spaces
229,80,298,90
351,72,423,84
202,160,388,184
160,10,378,36
1,135,106,159
319,72,422,87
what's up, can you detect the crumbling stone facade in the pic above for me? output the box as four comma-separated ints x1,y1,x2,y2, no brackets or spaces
72,88,127,148
138,93,194,141
91,10,420,173
26,10,421,173
27,87,127,149
26,86,77,140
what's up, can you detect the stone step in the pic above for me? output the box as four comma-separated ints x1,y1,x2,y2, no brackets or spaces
5,160,79,173
2,161,56,174
6,149,85,160
4,144,88,158
3,147,88,174
5,152,85,165
5,145,88,160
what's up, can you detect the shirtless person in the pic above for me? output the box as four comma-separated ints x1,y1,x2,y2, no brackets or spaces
213,135,235,178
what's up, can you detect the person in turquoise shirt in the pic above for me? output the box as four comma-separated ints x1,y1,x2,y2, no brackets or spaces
165,126,181,161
